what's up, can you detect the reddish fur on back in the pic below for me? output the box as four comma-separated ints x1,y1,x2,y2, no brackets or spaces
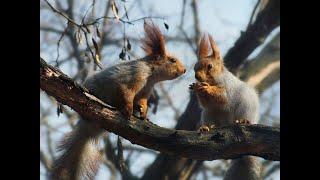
141,20,166,56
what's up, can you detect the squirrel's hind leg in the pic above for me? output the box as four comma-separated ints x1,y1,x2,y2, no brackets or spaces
135,97,148,121
118,88,135,121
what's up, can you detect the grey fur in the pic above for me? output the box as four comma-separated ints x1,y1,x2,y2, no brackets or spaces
50,120,103,180
84,60,152,104
200,69,259,127
199,68,261,180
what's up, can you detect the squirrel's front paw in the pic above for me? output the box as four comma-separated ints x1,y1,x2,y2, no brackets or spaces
135,104,149,121
189,83,196,90
197,125,212,133
235,119,251,125
197,83,211,95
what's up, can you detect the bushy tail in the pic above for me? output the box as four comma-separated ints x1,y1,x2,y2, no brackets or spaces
50,119,105,180
224,156,261,180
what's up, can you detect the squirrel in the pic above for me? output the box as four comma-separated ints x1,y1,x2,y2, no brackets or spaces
189,34,261,180
50,21,186,180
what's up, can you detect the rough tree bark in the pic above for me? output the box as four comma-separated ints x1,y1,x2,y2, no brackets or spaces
40,58,279,162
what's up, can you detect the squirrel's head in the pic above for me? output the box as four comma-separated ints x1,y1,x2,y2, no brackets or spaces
194,34,224,84
141,20,186,81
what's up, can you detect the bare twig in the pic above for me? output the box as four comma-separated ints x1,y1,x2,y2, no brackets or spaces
158,83,181,120
191,0,201,44
55,22,70,65
117,136,126,173
178,27,197,55
180,0,187,27
246,0,262,30
104,136,138,179
263,163,280,179
44,0,79,26
40,150,52,172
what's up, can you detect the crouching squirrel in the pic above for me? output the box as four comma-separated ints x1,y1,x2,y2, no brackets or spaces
50,21,186,180
190,34,261,180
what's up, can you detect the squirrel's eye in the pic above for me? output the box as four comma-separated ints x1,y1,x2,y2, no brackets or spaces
207,64,213,70
169,58,176,63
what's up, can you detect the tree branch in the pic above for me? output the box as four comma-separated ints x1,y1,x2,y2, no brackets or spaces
224,0,279,74
191,0,201,44
40,150,52,172
40,57,279,161
240,32,280,92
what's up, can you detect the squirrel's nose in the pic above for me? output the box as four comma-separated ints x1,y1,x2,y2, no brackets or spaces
183,69,186,74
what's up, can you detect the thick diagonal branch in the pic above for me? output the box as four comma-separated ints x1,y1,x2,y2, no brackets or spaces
224,0,280,74
40,58,279,161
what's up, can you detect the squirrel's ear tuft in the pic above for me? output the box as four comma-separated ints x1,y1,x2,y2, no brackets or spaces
208,35,221,60
198,34,222,61
199,33,210,59
141,20,166,57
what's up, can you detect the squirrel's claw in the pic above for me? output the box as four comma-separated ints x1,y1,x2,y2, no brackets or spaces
235,119,251,125
189,83,196,90
137,105,148,121
197,125,211,133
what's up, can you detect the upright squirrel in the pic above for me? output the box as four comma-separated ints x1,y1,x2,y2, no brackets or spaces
50,21,186,180
190,34,261,180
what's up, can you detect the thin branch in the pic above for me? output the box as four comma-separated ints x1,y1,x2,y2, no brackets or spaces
44,0,79,27
246,0,261,30
191,0,201,44
263,163,280,179
102,158,117,180
45,126,55,159
40,150,52,172
55,22,70,65
178,27,197,55
104,136,138,179
158,83,181,120
117,136,127,173
40,26,65,34
122,145,157,154
44,0,103,71
180,0,187,27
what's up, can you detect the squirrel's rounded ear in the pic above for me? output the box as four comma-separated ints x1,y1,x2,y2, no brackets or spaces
208,35,221,60
198,34,210,59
